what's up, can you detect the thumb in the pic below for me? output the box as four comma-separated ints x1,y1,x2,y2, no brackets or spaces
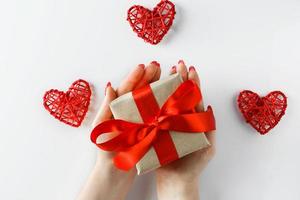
92,82,117,128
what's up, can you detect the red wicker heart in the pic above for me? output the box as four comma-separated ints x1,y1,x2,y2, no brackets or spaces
43,79,91,127
127,0,176,45
237,90,287,135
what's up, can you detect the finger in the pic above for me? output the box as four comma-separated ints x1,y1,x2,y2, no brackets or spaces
177,60,188,81
205,130,216,147
92,83,117,128
150,62,161,83
135,61,160,89
188,67,215,146
116,64,145,96
169,65,177,75
188,66,204,112
188,66,200,86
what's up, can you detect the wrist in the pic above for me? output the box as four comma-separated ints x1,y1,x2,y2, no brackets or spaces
157,174,199,200
95,154,136,182
81,158,135,200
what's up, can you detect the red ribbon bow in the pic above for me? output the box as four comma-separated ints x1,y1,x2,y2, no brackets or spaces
91,80,216,171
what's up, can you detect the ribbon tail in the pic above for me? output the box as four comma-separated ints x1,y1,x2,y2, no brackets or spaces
113,127,158,171
91,119,143,151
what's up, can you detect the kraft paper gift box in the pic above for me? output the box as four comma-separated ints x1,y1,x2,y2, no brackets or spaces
109,73,211,175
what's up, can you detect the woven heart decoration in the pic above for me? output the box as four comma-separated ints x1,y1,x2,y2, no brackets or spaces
237,90,287,135
127,0,176,45
43,79,91,127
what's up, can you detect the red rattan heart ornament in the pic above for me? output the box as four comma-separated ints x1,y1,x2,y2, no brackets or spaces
237,90,287,135
127,0,176,45
43,79,91,127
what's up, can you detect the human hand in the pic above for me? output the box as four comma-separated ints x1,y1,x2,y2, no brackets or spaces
92,61,161,162
156,60,216,200
77,61,161,200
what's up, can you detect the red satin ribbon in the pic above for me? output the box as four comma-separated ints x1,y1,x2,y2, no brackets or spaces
133,84,179,166
90,80,216,171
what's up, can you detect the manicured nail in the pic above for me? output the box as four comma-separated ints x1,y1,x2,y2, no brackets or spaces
138,64,145,69
151,61,160,67
178,60,185,65
171,66,177,72
105,82,111,95
189,66,196,71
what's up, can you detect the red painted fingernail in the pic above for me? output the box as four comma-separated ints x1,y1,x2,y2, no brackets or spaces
105,82,111,95
151,61,160,67
178,60,185,65
171,66,177,72
138,64,145,69
189,66,196,71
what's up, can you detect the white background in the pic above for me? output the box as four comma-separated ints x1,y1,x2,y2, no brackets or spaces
0,0,300,199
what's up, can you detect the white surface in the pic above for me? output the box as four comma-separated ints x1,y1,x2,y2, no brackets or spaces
0,0,300,199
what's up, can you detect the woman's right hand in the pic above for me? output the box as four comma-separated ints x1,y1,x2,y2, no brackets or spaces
78,61,161,200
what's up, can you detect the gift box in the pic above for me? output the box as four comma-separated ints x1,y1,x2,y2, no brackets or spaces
91,73,216,174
